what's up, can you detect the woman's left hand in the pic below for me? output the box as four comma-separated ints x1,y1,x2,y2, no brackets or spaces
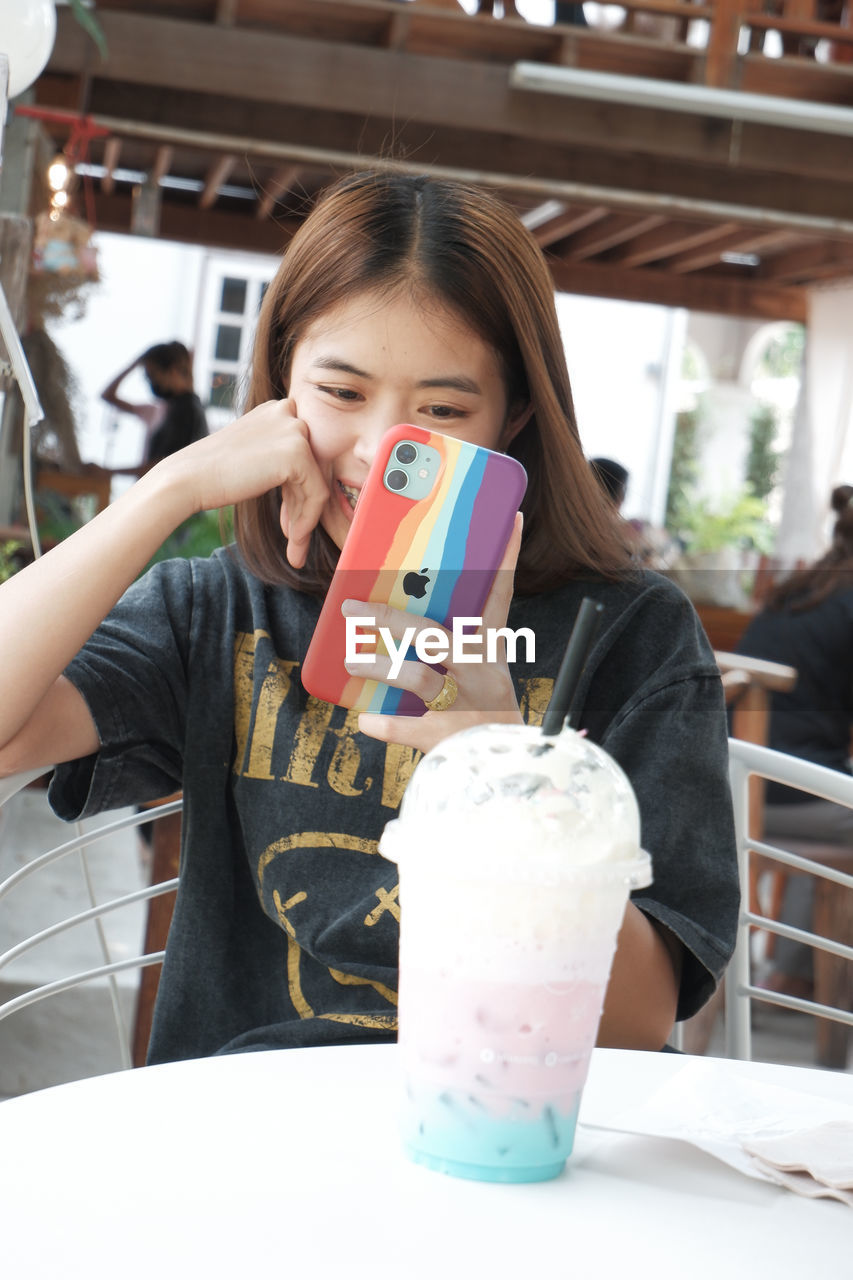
349,514,525,755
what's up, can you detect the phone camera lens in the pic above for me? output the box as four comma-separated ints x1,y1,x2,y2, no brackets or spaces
394,442,417,465
386,468,409,492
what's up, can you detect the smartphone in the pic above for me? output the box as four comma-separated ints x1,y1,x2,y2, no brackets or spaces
301,423,527,715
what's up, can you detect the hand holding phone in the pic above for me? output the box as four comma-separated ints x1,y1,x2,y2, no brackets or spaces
301,424,527,715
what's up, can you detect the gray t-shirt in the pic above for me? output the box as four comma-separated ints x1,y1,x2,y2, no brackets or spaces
50,548,738,1062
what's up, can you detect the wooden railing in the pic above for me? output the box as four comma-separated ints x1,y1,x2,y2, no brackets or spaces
408,0,853,90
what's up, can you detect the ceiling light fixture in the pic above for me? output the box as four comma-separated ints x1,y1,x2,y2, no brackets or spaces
720,252,761,266
509,62,853,138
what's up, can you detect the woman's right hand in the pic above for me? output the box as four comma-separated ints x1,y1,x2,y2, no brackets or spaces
156,398,329,567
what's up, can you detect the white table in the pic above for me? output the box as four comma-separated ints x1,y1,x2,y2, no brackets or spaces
0,1046,849,1279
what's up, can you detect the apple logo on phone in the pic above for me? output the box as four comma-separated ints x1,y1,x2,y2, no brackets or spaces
403,568,431,599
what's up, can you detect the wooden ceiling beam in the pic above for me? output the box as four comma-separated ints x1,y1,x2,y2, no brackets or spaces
61,73,853,239
743,12,853,44
667,228,797,274
739,50,853,105
566,213,665,261
533,207,608,248
256,165,303,221
548,257,806,322
64,66,853,231
46,9,853,186
152,146,173,185
85,184,807,322
588,0,712,17
757,240,853,285
776,259,853,286
101,136,122,195
386,11,411,50
609,219,740,267
85,189,301,256
408,0,468,10
216,0,240,25
199,154,237,210
33,4,853,310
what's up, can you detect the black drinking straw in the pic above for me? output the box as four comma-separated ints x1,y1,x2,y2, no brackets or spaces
540,597,604,736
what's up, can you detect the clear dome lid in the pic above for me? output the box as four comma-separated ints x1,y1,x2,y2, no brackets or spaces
380,722,650,884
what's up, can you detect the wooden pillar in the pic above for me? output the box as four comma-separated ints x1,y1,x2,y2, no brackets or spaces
706,0,751,86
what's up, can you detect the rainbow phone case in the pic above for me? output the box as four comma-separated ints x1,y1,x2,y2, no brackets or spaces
301,423,527,715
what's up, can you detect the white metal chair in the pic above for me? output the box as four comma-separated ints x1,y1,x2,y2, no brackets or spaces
725,738,853,1066
0,768,181,1085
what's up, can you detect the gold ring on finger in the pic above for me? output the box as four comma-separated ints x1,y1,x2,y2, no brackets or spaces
423,671,458,713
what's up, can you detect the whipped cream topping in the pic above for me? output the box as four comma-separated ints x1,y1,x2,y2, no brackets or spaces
381,722,649,882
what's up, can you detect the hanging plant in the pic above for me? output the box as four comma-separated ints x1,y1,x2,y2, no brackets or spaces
67,0,108,59
21,329,85,472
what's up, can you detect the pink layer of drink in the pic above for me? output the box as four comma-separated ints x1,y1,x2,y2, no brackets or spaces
399,970,604,1113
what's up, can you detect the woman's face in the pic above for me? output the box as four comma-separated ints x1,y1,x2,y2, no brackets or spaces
144,362,181,398
286,288,527,551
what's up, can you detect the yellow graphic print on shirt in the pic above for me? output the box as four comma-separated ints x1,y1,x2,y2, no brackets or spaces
233,628,549,1030
263,831,398,1027
233,628,419,807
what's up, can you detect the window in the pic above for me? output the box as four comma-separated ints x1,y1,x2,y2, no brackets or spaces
193,253,277,429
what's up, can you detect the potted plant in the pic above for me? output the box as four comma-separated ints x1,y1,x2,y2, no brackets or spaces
668,489,774,608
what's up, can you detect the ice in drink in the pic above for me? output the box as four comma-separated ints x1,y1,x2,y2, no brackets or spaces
380,721,651,1183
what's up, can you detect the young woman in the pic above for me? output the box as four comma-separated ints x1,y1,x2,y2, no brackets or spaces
0,172,737,1062
101,340,208,474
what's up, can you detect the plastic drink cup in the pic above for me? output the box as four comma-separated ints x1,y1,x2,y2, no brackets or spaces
380,721,651,1184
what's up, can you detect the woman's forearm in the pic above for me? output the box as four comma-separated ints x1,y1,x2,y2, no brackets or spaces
101,358,138,405
0,399,332,765
0,462,192,756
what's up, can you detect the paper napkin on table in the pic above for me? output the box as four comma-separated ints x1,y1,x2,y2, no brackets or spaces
741,1122,853,1206
579,1060,853,1206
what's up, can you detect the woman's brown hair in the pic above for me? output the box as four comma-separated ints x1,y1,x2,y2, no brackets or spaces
234,170,631,596
764,483,853,612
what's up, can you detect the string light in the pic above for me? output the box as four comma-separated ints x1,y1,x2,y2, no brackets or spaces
47,154,70,192
46,150,72,219
16,106,111,227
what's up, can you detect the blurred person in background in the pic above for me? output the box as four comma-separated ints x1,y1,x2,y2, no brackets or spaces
736,483,853,997
590,455,679,570
590,456,628,509
102,341,208,475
